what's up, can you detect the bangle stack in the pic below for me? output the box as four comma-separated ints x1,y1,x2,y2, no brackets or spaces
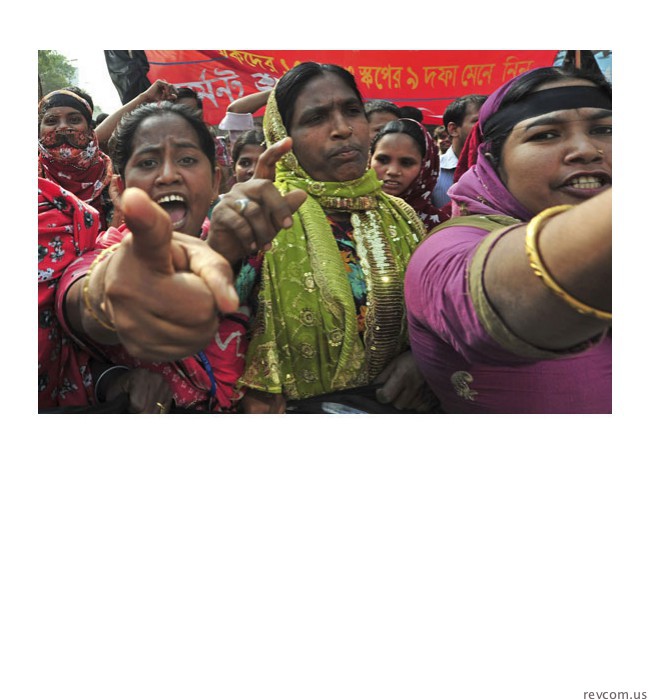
525,205,612,322
82,243,122,331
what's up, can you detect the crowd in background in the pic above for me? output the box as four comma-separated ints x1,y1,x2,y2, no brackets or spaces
38,59,612,413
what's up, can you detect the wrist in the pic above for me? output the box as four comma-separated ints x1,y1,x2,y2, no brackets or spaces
82,244,121,334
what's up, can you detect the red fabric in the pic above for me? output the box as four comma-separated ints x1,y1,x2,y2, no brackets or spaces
38,178,100,408
145,50,559,127
38,129,113,229
452,122,483,184
56,221,249,412
439,202,453,221
398,119,449,230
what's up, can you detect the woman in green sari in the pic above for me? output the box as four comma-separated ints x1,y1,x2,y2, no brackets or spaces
210,63,437,413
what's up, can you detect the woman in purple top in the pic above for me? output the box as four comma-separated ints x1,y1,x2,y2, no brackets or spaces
404,66,612,413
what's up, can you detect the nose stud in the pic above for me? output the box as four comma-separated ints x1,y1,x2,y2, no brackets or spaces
597,149,604,155
348,126,353,132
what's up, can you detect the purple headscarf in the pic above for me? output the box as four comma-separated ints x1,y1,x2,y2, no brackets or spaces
447,70,541,222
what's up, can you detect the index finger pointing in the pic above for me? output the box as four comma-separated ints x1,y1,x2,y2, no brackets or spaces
253,136,293,180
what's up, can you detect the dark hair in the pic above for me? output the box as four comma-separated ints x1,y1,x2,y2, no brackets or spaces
399,105,423,123
109,101,216,177
274,62,365,133
442,94,487,129
232,129,265,163
483,66,613,167
370,118,426,158
433,125,447,138
95,112,109,126
364,99,401,119
176,86,202,109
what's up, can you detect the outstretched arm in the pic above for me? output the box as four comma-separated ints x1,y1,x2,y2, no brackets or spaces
64,188,239,361
482,188,612,350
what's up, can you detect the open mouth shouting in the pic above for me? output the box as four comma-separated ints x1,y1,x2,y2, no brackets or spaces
156,193,189,230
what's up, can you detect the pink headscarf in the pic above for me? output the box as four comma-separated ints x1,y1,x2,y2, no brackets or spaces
448,65,612,222
447,73,535,221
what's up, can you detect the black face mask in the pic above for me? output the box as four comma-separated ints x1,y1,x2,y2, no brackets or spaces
39,129,94,149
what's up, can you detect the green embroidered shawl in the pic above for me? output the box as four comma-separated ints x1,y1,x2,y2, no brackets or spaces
238,90,425,400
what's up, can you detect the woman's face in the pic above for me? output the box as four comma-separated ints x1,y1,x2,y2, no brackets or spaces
122,112,217,236
288,72,370,182
370,132,423,197
39,106,89,137
498,79,612,215
234,144,264,183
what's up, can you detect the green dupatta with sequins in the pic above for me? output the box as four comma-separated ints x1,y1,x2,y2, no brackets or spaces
238,90,425,400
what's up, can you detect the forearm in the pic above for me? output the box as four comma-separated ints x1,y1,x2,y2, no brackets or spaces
95,94,149,150
227,90,271,115
482,189,611,350
64,251,121,346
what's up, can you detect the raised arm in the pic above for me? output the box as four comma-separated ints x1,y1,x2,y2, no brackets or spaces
482,188,612,350
95,80,177,150
226,90,271,116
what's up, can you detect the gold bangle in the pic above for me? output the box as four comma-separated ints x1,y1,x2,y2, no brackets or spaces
525,205,612,322
82,243,122,332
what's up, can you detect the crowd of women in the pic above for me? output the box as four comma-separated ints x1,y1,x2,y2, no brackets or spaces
38,59,612,413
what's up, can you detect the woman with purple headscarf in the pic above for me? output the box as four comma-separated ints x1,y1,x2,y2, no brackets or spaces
404,66,612,413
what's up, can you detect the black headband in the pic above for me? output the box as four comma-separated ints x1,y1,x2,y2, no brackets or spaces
39,90,94,127
483,86,612,138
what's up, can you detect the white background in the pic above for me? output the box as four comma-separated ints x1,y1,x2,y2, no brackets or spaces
2,11,645,700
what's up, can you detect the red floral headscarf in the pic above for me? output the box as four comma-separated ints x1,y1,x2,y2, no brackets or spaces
391,119,449,230
38,90,113,228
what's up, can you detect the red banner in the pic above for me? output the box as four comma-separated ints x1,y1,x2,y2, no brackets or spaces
145,50,559,127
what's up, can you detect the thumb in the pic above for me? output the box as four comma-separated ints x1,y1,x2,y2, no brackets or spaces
254,136,293,180
120,188,174,274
